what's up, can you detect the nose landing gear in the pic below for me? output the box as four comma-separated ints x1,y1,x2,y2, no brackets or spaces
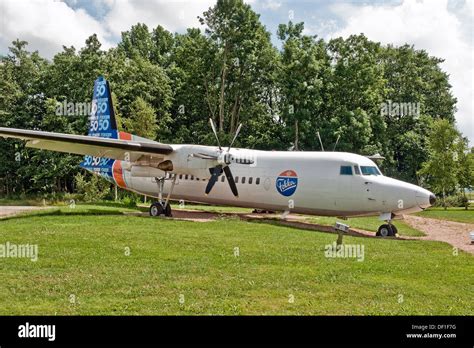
376,223,398,237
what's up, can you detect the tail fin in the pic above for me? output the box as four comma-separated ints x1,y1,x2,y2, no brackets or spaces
80,76,117,181
88,76,118,139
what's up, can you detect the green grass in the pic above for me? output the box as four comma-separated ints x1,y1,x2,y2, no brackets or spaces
0,204,472,315
416,207,474,224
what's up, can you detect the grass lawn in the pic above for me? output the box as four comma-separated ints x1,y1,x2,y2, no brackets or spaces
416,207,474,224
0,204,472,315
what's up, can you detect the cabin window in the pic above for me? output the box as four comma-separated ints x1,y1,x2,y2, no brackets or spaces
256,178,260,185
221,176,225,182
190,175,194,180
248,177,253,184
235,176,239,183
185,174,188,180
354,165,361,175
340,166,353,175
179,174,183,179
242,177,246,184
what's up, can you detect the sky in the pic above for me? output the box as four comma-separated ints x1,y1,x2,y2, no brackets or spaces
0,0,472,144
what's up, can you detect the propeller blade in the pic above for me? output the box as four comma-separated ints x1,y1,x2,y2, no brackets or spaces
209,118,222,150
227,123,242,151
223,166,239,197
205,166,223,195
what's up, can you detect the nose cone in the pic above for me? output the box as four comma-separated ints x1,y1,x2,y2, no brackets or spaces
416,187,436,209
429,194,436,206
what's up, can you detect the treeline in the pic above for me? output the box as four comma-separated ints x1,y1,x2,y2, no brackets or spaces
0,0,471,199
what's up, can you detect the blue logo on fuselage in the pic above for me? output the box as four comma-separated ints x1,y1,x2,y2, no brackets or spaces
276,170,298,196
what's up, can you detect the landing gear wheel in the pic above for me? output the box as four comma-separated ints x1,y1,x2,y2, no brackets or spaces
376,224,396,237
391,224,398,236
150,202,164,217
164,203,172,217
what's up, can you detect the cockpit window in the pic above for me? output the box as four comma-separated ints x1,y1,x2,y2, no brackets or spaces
360,166,381,176
340,166,353,175
354,165,361,175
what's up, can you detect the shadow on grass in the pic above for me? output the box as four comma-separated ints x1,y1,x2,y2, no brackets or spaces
242,217,386,240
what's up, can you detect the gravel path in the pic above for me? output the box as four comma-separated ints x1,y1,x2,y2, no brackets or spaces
403,215,474,254
0,206,50,218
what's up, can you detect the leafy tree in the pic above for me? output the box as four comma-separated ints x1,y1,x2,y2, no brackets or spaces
418,119,460,208
277,22,329,150
325,35,387,154
75,172,111,202
455,136,474,208
124,97,160,139
199,0,279,137
381,44,457,182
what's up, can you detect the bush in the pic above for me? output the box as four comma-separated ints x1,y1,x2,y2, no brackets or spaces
121,195,137,207
74,173,111,202
436,193,469,208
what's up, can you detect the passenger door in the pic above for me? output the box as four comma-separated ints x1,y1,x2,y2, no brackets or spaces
335,165,355,210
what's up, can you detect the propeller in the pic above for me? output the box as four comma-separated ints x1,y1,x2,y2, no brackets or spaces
205,165,223,195
199,119,250,197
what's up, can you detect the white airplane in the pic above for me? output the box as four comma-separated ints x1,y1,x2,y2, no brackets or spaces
0,76,436,237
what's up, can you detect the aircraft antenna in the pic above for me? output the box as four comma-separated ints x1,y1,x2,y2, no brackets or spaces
317,131,325,151
333,134,341,151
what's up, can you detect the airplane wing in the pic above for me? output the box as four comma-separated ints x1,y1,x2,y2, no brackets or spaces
0,127,173,161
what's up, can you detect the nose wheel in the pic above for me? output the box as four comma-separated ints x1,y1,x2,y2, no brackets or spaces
376,223,398,237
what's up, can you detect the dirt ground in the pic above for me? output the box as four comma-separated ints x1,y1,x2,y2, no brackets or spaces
403,215,474,254
0,206,49,218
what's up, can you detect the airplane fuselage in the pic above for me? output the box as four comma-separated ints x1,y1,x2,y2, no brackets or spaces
112,145,434,218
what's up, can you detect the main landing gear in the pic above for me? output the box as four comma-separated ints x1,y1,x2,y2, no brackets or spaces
149,174,177,217
376,222,398,237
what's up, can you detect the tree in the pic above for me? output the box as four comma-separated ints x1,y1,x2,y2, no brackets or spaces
124,97,159,139
106,51,172,140
277,22,329,150
325,35,387,155
418,119,460,208
455,136,474,208
199,0,279,136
